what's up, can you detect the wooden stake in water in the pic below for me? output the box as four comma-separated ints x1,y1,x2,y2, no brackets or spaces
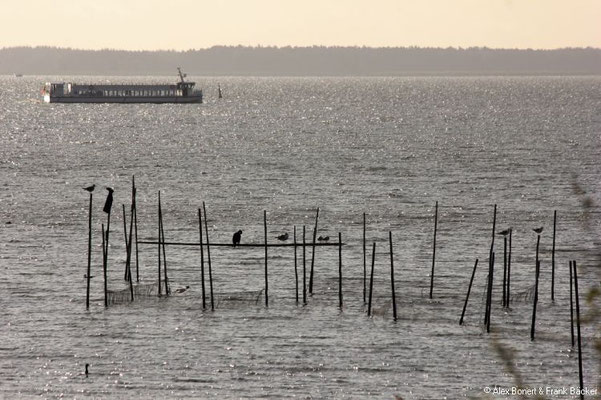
294,226,298,304
103,188,113,301
309,207,319,294
459,259,479,325
507,228,512,306
86,190,93,309
573,260,584,400
157,192,162,296
502,234,507,307
126,179,136,285
430,201,438,299
569,260,575,347
551,210,557,301
486,252,495,333
102,224,107,307
202,202,214,311
198,208,206,310
338,232,343,309
160,198,169,296
133,176,139,282
126,205,134,301
389,232,397,321
363,212,367,304
302,226,307,305
122,204,129,281
368,242,376,317
264,210,268,307
530,260,540,341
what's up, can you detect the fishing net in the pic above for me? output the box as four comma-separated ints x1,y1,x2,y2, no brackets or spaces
509,284,536,304
107,282,159,305
214,289,264,308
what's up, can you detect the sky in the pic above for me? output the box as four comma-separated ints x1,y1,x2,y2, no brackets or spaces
1,0,599,50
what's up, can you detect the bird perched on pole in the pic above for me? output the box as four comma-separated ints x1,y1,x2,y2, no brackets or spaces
232,230,243,247
83,184,95,192
498,229,510,236
533,227,543,234
277,232,289,241
103,187,114,214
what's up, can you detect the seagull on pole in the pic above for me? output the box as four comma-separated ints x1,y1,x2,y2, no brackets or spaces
83,184,95,192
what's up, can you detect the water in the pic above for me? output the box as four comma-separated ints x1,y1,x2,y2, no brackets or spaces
1,75,600,398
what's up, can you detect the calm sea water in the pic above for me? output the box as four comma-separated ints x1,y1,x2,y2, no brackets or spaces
1,75,600,399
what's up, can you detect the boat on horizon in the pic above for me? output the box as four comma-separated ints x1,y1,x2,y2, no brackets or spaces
42,68,203,104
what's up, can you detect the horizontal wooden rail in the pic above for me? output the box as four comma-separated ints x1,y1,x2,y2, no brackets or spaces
137,240,344,247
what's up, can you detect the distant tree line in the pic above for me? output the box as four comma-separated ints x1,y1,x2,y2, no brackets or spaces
1,46,600,76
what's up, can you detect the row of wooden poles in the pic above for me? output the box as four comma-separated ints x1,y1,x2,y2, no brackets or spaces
84,180,586,398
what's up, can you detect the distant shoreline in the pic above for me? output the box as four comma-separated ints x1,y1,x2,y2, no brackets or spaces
2,46,600,76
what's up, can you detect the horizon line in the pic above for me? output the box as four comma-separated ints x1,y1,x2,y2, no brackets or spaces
2,45,601,52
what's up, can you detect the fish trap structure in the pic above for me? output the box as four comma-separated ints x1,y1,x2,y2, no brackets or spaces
214,289,264,309
106,282,159,305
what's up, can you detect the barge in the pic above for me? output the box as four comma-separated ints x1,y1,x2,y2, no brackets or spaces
42,68,203,104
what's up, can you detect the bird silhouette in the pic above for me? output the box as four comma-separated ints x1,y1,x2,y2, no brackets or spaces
277,233,289,241
533,227,544,234
497,229,510,236
317,236,330,242
174,286,190,294
83,184,95,192
233,230,243,247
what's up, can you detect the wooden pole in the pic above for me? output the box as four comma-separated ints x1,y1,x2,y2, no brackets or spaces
338,232,343,309
363,212,366,304
160,198,169,295
126,204,134,301
484,256,492,326
309,207,319,294
198,209,206,309
507,228,512,306
157,192,162,296
126,180,136,285
430,201,438,299
302,226,307,305
484,205,497,325
530,260,540,341
389,232,397,321
86,191,92,309
459,259,479,325
573,260,584,400
122,204,129,281
486,252,495,333
104,204,112,300
502,235,507,308
203,202,214,311
264,210,268,307
102,224,107,307
569,261,575,347
133,176,139,282
535,233,541,277
551,210,557,301
368,242,376,317
294,226,298,304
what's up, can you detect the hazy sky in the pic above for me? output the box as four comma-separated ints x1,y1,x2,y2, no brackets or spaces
2,0,599,50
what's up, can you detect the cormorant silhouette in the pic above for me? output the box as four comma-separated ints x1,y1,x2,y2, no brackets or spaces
233,230,243,247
